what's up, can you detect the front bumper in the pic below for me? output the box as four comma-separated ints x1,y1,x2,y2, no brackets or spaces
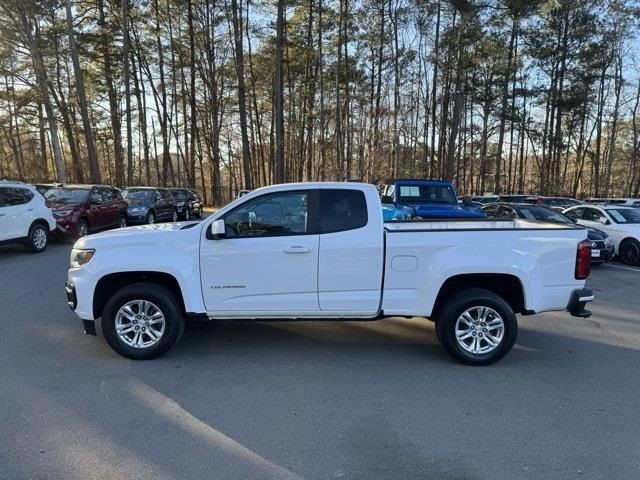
65,279,97,335
567,288,594,318
127,211,148,223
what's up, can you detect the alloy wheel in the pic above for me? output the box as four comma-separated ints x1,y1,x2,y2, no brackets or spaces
454,306,505,355
32,227,47,250
115,300,166,349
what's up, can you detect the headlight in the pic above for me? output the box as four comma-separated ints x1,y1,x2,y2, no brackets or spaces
70,248,95,268
54,209,73,217
604,237,613,246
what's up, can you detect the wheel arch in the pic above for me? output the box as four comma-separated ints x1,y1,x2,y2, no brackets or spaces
432,273,526,318
93,271,186,319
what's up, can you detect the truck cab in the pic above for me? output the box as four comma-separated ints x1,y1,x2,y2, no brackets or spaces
380,179,485,219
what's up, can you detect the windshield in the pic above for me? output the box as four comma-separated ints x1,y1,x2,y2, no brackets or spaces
516,206,572,224
606,208,640,224
45,188,89,204
397,184,457,204
122,189,155,201
172,190,187,201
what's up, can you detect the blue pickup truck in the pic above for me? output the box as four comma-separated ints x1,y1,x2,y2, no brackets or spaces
379,179,485,219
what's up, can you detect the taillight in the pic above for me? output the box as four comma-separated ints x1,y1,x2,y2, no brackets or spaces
575,240,592,280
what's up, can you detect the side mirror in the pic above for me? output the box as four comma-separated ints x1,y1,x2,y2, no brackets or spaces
381,195,394,204
208,219,226,239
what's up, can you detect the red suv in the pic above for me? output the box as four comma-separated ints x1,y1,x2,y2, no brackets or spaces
44,185,128,237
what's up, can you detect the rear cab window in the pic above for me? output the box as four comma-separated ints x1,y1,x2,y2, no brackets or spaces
319,189,367,233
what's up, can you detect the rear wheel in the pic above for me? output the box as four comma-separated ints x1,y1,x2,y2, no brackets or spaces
25,222,48,253
102,283,185,360
435,288,517,366
619,238,640,266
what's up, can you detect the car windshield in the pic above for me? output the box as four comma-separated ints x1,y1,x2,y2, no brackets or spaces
172,190,187,201
605,208,640,224
122,189,154,201
45,188,89,204
516,206,572,224
397,184,457,204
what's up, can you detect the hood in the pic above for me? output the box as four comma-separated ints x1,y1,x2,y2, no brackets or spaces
49,202,81,211
409,203,485,218
125,198,151,208
74,221,201,249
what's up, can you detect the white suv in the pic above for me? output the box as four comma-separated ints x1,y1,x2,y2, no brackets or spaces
564,204,640,265
0,181,56,252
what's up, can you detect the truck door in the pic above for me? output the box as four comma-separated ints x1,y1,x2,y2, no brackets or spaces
317,188,384,314
200,190,320,314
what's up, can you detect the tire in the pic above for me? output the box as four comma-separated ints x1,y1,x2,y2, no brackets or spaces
172,209,178,222
435,288,517,366
619,238,640,266
146,211,155,224
117,214,127,228
25,222,49,253
76,218,89,237
102,282,185,360
195,207,203,219
184,208,191,221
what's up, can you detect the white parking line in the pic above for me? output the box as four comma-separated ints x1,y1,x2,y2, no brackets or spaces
600,263,640,273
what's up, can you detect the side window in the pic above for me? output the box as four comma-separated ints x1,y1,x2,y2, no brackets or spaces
565,208,584,221
1,187,33,206
90,189,104,203
224,191,309,238
113,189,123,200
320,189,367,233
483,205,499,218
583,208,602,222
101,188,115,201
497,206,516,218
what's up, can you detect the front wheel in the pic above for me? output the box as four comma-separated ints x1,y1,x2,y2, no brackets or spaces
76,218,89,237
102,283,185,360
435,288,517,366
117,214,127,228
146,211,155,224
184,208,191,221
25,223,48,253
619,238,640,266
172,210,178,222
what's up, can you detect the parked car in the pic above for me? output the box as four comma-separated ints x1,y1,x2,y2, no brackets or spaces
379,179,485,219
482,203,613,264
45,185,128,237
470,195,499,204
67,182,593,365
122,187,178,224
381,201,415,221
586,198,640,208
564,204,640,265
522,196,583,211
34,183,63,196
0,181,56,252
498,194,532,203
171,188,203,220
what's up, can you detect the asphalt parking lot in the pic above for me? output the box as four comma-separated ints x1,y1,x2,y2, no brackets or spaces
1,241,639,480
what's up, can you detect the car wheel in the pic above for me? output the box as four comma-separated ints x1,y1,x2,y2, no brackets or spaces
117,214,127,228
184,208,191,221
196,207,203,219
102,282,185,360
619,238,640,266
146,211,155,224
172,210,178,222
435,288,517,366
76,219,89,237
25,222,48,253
412,215,423,220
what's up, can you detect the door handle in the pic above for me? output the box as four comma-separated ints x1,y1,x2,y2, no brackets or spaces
283,245,311,254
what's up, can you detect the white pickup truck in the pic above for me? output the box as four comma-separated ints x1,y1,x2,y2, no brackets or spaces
66,182,594,365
